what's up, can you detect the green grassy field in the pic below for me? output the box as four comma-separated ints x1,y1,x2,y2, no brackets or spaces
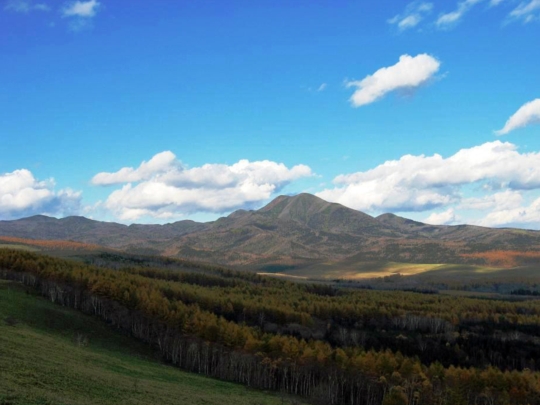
0,280,302,405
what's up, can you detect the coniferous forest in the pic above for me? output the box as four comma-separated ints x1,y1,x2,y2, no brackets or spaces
2,249,540,405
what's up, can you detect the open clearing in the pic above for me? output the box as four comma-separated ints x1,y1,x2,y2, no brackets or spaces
259,260,502,281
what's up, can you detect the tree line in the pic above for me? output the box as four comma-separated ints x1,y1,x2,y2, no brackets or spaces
2,249,540,405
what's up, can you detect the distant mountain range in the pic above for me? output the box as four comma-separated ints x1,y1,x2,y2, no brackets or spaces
2,193,540,270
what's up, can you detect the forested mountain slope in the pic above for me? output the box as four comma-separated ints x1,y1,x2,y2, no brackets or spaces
2,193,540,270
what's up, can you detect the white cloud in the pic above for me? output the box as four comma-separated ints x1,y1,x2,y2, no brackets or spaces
496,99,540,135
316,141,540,213
509,0,540,22
4,0,49,12
424,208,457,225
460,190,540,228
91,151,178,185
62,0,99,18
474,196,540,227
93,152,313,220
436,0,482,28
0,169,81,219
460,190,523,211
317,83,327,92
388,2,433,31
346,54,440,107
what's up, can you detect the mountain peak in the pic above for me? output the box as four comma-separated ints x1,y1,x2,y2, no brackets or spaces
258,193,337,220
255,193,388,235
60,216,99,224
17,215,56,222
377,213,425,227
259,193,328,216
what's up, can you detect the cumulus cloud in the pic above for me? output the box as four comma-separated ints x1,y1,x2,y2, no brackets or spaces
92,151,178,185
4,0,49,12
316,141,540,214
509,0,540,22
474,196,540,228
436,0,482,28
0,169,81,219
388,2,433,31
61,0,100,30
460,190,524,211
62,0,99,17
459,190,540,228
496,99,540,135
424,208,457,225
92,152,313,220
346,54,441,107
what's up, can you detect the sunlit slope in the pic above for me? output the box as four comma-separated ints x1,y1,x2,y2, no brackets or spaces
0,280,300,405
257,258,540,282
258,260,500,280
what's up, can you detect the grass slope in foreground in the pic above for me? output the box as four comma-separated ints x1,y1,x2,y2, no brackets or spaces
0,280,300,405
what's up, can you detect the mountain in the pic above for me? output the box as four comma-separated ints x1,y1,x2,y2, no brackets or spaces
1,193,540,270
257,193,387,235
376,212,534,244
169,193,400,266
0,214,208,255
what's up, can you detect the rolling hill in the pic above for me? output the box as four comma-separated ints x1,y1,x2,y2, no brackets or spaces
0,279,302,405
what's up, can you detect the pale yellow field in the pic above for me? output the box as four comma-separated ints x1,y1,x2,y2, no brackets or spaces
280,261,444,280
257,272,308,279
258,261,506,281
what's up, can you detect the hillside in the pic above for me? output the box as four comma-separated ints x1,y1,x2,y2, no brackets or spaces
0,279,301,405
1,193,540,271
0,215,207,256
3,250,540,405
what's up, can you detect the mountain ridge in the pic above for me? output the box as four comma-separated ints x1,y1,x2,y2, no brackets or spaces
1,193,540,269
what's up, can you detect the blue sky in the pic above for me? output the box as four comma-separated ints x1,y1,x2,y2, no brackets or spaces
1,0,540,227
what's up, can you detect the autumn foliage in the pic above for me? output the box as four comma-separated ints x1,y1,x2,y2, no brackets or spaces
0,236,104,251
461,250,540,268
2,249,540,405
